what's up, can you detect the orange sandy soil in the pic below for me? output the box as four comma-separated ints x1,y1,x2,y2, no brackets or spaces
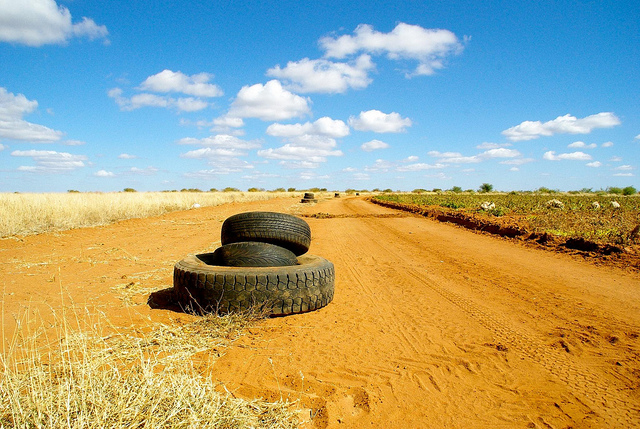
2,196,640,428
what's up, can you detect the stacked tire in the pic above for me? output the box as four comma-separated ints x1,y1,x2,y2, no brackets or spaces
300,192,318,203
173,212,335,316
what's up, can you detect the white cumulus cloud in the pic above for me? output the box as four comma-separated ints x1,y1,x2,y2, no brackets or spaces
266,117,349,138
424,147,524,166
0,87,64,142
0,0,108,46
128,166,158,175
179,134,261,175
181,147,249,158
349,110,412,133
476,142,512,150
543,151,592,161
427,150,480,164
602,141,614,147
193,116,247,134
12,149,86,173
502,112,621,141
177,134,261,151
480,148,522,158
586,161,602,168
267,54,374,93
258,135,342,167
396,162,446,172
174,97,209,112
500,158,535,166
360,139,389,152
94,169,114,177
185,162,254,177
279,160,323,169
568,141,597,149
212,116,244,130
108,88,209,112
128,93,170,109
139,70,223,97
118,153,137,159
319,23,464,76
228,80,311,121
364,159,395,173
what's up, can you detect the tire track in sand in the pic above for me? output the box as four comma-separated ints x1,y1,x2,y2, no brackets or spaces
342,198,639,428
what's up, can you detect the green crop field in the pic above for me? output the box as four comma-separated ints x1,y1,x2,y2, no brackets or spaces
374,192,640,246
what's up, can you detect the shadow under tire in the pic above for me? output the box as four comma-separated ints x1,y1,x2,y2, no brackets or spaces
173,253,335,316
221,211,311,256
209,242,298,267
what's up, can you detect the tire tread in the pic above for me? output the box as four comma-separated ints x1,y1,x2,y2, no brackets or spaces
173,254,334,316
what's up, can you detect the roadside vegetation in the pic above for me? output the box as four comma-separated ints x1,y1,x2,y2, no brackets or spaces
0,305,297,428
0,191,297,238
375,190,640,246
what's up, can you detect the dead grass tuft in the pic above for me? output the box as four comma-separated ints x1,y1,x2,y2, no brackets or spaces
0,307,297,428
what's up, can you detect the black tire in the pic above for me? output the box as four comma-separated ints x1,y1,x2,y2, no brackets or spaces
173,254,335,316
209,242,297,267
221,212,311,256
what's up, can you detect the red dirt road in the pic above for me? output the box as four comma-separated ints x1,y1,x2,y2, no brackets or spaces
2,196,640,428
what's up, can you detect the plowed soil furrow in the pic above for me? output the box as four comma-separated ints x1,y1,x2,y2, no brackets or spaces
2,195,640,428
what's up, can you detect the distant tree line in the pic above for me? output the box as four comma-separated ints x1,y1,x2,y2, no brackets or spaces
61,185,638,195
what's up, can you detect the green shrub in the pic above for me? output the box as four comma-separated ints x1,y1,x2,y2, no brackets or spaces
607,187,623,195
441,201,464,209
479,183,493,193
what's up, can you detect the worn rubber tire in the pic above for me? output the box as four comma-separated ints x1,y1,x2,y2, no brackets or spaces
221,212,311,256
210,242,297,267
173,254,335,316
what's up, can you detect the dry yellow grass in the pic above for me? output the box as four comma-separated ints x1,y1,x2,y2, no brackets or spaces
0,191,297,238
0,191,306,427
0,304,298,428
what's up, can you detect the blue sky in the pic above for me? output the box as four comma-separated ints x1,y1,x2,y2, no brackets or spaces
1,0,638,192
